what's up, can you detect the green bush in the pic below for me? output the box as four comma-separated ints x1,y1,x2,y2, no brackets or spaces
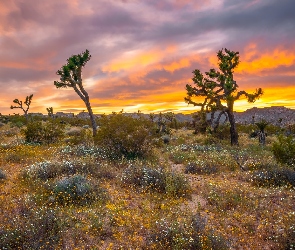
53,175,92,204
22,120,65,144
271,135,295,167
65,126,93,145
95,113,159,159
53,174,108,205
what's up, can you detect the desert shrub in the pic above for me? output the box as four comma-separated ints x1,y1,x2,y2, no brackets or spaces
95,113,158,159
165,172,191,198
147,219,189,249
121,165,191,197
1,127,19,137
53,174,108,205
147,214,229,249
24,160,114,181
121,165,166,192
272,135,295,167
0,169,6,179
21,120,65,144
250,168,295,187
169,150,190,164
0,228,24,249
65,126,83,136
207,187,245,211
185,162,218,175
8,114,27,127
24,161,75,180
0,207,61,250
65,126,93,145
60,144,102,157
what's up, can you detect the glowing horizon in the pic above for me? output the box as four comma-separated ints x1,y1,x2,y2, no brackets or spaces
0,0,294,116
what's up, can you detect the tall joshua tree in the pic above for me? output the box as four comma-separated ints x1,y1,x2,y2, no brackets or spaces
185,48,263,145
10,94,33,122
54,49,97,136
46,107,54,118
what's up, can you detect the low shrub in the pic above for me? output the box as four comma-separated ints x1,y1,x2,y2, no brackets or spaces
95,113,159,159
147,219,189,249
53,174,108,205
147,214,229,249
121,165,191,198
165,172,191,198
185,162,218,175
0,207,61,250
65,126,93,145
250,168,295,187
24,161,76,180
121,165,166,192
21,120,65,144
24,160,114,181
272,135,295,167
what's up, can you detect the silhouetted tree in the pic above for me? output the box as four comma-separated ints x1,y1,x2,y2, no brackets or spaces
54,49,97,136
46,107,54,117
10,94,33,122
185,48,263,145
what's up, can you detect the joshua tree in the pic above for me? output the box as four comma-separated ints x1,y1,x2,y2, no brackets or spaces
255,119,268,146
54,49,97,137
10,94,33,121
46,107,54,117
164,112,178,130
185,48,263,145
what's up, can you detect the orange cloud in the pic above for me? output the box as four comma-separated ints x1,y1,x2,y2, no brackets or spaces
102,46,174,73
237,49,295,74
208,46,295,75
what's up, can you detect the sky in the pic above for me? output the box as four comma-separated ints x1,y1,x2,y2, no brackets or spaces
0,0,295,115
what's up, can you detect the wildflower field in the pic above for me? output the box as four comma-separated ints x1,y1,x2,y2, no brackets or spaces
0,118,294,249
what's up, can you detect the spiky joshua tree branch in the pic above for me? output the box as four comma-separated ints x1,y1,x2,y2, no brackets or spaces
10,94,33,121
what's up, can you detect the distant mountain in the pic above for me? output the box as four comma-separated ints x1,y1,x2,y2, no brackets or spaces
173,106,295,126
47,107,295,126
234,106,295,126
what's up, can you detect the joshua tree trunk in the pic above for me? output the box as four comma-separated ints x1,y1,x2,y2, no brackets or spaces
258,130,266,146
226,102,239,146
85,100,97,137
72,84,97,137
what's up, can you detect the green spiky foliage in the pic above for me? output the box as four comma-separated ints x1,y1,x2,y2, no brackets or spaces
54,49,97,137
10,94,33,121
185,48,263,145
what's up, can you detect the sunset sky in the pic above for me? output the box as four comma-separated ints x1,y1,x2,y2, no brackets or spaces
0,0,294,115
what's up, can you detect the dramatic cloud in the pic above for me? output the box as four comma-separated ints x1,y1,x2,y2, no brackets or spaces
0,0,294,115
